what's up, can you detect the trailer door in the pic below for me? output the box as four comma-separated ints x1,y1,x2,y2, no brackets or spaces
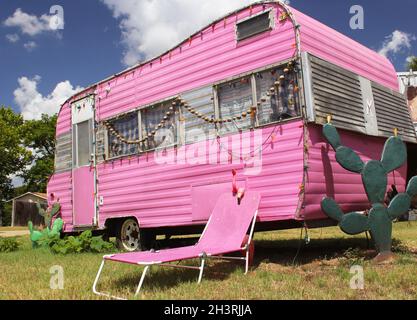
71,97,97,227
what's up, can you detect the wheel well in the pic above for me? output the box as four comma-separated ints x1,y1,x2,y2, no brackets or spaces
104,217,139,237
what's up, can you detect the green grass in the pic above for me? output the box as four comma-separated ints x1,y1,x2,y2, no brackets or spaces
0,222,416,300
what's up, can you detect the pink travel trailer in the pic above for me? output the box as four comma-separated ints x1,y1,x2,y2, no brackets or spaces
48,1,416,251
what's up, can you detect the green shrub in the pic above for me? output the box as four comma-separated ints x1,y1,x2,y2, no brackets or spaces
42,230,114,255
0,237,20,253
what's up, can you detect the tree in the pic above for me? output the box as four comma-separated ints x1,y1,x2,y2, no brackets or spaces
21,114,57,192
0,107,31,225
408,56,417,71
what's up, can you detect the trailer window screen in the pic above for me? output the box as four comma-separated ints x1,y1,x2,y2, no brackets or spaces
255,68,301,125
236,11,272,41
182,86,215,144
141,101,178,150
108,113,139,158
217,77,253,135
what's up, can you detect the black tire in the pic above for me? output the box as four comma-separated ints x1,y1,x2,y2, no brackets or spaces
115,218,155,252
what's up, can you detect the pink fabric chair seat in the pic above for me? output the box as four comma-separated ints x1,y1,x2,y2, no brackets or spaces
105,191,261,266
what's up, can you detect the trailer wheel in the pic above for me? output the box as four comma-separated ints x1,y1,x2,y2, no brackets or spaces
116,218,154,252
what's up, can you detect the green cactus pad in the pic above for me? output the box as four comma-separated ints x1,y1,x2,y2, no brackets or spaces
335,146,365,173
381,137,407,173
387,193,411,220
361,161,388,204
339,212,369,235
368,205,392,253
323,124,341,150
321,197,344,222
406,176,417,197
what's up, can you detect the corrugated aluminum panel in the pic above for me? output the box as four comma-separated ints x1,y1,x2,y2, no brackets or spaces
372,82,416,143
309,55,366,133
55,132,72,173
96,121,305,229
47,172,73,229
96,124,107,163
303,124,408,220
293,7,399,91
181,86,215,143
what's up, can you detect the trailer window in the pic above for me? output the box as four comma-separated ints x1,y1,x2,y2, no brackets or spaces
217,77,253,134
108,113,139,158
255,68,300,125
181,87,215,144
141,101,178,150
74,120,92,167
236,10,273,41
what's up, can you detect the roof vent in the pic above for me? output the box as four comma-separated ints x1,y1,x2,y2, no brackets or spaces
236,10,273,41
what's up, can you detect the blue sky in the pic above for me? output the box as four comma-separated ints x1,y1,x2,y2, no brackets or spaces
0,0,416,119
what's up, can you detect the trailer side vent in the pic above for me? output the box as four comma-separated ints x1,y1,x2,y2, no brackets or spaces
236,11,273,41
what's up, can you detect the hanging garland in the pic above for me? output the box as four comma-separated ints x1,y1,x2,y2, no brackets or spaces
103,104,177,145
103,59,299,146
177,59,298,125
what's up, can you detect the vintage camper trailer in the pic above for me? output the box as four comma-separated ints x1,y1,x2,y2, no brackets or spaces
48,1,417,251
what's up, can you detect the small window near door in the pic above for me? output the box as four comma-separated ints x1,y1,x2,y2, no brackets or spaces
75,120,91,167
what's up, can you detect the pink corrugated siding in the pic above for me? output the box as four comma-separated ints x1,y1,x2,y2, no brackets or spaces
97,3,297,120
291,8,399,91
47,172,73,231
98,121,304,228
56,102,71,136
302,125,407,220
49,2,405,232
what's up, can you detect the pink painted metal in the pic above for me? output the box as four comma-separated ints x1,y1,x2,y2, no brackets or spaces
301,125,408,221
47,172,73,231
106,191,261,265
48,2,406,234
72,166,95,226
97,122,304,229
292,8,399,91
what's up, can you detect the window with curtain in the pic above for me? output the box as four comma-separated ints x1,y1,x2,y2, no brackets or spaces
141,100,178,150
108,113,139,158
217,77,253,135
255,67,300,126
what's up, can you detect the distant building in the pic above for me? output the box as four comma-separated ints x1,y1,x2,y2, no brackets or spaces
7,193,48,227
398,71,417,133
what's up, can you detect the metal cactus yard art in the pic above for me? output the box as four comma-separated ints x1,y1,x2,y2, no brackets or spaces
321,123,417,261
29,203,63,248
36,202,61,228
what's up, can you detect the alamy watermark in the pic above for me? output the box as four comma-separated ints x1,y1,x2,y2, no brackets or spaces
153,128,264,176
49,5,65,30
350,5,364,30
350,265,364,290
50,265,64,290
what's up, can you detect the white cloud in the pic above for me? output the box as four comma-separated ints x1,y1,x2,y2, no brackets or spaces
407,56,416,63
4,8,53,36
101,0,261,66
6,33,20,43
378,30,416,58
13,76,83,120
23,41,37,51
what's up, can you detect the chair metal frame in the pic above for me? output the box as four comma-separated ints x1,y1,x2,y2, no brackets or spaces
92,210,258,300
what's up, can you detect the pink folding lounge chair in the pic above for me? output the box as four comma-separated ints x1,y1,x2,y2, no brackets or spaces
92,191,261,299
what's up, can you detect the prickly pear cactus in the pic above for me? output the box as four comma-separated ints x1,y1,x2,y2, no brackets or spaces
36,202,61,228
321,123,417,257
